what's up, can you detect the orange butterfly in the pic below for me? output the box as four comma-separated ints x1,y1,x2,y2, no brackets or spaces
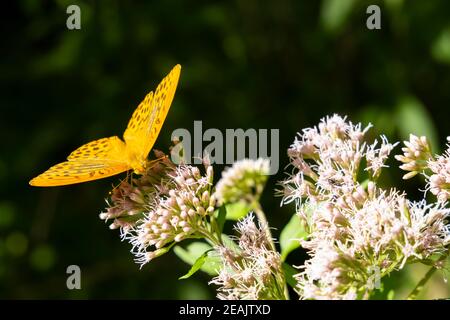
30,64,181,187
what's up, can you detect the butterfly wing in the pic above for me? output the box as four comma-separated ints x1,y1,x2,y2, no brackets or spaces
29,161,130,186
67,136,127,161
30,136,130,186
30,65,181,187
123,64,181,160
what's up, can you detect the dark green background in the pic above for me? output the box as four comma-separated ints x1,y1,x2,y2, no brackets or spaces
1,0,450,299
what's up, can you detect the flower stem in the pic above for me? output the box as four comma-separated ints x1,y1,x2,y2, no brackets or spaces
198,224,222,247
251,200,276,251
407,265,436,300
407,253,448,300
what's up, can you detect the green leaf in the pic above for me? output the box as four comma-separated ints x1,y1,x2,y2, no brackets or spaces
221,234,240,251
282,262,298,288
0,202,15,228
179,250,211,280
173,242,221,276
432,27,450,65
280,214,308,261
320,0,356,34
224,202,252,220
387,290,395,300
215,205,227,232
358,105,396,137
395,95,439,153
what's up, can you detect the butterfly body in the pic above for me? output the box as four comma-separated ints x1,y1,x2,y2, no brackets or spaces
126,148,148,175
30,65,181,187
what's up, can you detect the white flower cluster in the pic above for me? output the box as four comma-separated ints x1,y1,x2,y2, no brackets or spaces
296,190,450,299
280,115,450,299
280,114,396,212
428,147,450,202
397,134,450,202
102,157,274,270
395,134,432,179
215,158,270,205
125,164,216,267
210,214,285,300
100,153,175,232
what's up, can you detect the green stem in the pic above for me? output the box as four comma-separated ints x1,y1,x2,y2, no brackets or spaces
407,265,436,300
407,253,448,300
208,216,224,246
251,201,276,251
198,224,222,247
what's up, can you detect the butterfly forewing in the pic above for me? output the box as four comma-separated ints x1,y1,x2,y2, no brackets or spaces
68,136,128,161
123,64,181,160
123,92,154,159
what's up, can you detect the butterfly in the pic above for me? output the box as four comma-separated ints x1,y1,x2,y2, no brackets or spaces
29,64,181,187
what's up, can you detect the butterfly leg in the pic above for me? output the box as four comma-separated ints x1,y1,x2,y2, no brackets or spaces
109,171,132,193
146,154,169,170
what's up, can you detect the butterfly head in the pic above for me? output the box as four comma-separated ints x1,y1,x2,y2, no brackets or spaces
132,155,169,176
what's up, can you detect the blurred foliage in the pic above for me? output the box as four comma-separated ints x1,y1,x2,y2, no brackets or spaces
1,0,450,299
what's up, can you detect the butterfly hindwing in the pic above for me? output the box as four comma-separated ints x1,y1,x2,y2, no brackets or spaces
30,136,130,186
29,160,129,186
